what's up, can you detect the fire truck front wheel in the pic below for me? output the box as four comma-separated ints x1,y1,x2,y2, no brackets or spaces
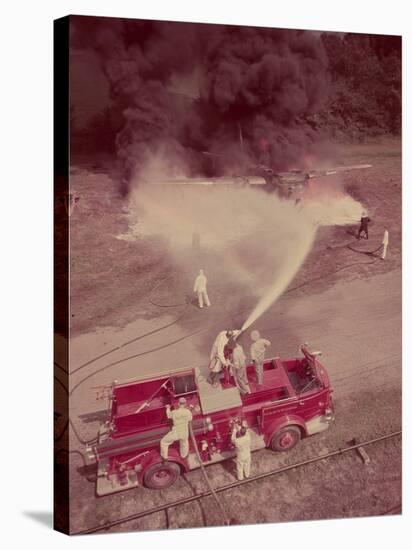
143,461,181,489
270,426,301,452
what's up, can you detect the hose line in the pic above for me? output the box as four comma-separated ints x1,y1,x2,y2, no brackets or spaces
346,243,383,256
189,422,232,526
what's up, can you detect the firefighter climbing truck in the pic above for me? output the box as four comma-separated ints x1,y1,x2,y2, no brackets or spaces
88,344,334,495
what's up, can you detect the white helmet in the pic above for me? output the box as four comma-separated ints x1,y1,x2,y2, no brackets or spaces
251,330,260,341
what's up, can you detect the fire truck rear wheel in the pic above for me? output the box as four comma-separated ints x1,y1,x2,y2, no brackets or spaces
143,462,181,489
270,426,301,452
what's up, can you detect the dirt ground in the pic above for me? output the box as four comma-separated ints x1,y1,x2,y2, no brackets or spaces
64,139,401,336
54,139,402,533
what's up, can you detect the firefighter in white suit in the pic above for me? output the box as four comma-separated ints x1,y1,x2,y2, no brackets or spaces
381,229,389,260
208,330,241,387
193,269,211,308
160,398,193,460
232,342,251,395
231,424,252,480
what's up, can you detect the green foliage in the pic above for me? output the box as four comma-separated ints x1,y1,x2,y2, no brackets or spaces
318,33,401,139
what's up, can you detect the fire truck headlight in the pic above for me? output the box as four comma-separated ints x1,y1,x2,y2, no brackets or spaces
205,416,214,431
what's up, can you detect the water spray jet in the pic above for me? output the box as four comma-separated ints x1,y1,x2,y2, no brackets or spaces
240,225,317,332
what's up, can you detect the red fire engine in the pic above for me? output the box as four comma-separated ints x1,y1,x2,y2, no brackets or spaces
90,344,334,495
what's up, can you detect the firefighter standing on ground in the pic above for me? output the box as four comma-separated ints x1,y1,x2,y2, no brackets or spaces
193,269,211,309
357,211,371,240
381,229,389,260
231,423,251,481
232,341,251,395
160,397,193,460
250,330,271,387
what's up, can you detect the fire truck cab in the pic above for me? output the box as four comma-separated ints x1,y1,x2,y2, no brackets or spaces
90,344,334,496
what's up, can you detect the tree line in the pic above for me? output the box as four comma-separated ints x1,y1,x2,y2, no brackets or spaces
71,31,401,160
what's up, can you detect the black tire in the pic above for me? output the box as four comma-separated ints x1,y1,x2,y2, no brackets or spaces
270,426,301,452
143,461,181,489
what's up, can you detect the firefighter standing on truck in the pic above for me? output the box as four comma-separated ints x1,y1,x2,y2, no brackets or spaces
250,330,271,387
160,397,193,460
208,330,241,387
231,422,251,481
232,341,251,395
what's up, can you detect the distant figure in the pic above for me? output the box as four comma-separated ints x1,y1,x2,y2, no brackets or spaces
250,330,271,387
381,229,389,260
191,232,200,253
357,211,371,240
193,269,211,309
231,423,251,481
232,342,251,395
160,397,193,460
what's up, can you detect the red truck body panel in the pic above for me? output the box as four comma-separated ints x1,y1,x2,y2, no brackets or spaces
91,345,334,495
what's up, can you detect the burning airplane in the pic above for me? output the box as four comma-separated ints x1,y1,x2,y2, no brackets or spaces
143,162,372,202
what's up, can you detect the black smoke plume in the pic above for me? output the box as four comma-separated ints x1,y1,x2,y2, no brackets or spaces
70,17,330,189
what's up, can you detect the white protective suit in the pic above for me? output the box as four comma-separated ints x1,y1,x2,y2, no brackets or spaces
209,331,230,373
231,427,251,480
209,330,241,373
160,405,193,459
250,334,271,386
381,230,389,260
193,270,211,308
232,344,251,395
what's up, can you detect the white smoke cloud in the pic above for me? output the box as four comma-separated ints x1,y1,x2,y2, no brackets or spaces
119,168,364,330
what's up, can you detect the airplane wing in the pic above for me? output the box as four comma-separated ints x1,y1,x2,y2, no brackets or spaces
145,176,267,186
307,164,372,178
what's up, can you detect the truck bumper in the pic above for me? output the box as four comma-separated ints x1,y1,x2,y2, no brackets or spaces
96,473,139,496
306,413,334,436
96,459,140,497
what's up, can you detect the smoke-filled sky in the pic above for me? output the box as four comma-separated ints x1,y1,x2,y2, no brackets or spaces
70,16,332,185
68,16,371,333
